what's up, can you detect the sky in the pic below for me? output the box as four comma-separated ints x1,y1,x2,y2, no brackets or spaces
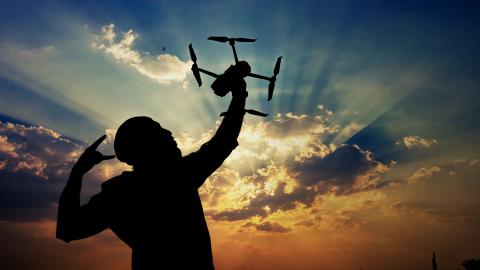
0,0,479,269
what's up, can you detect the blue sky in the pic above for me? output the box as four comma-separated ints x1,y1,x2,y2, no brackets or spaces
1,1,479,143
1,1,480,269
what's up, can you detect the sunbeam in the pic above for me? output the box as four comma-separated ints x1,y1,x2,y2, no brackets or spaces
1,1,480,270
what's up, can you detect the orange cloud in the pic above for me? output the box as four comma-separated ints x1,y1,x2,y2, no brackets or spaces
396,135,438,149
408,165,441,182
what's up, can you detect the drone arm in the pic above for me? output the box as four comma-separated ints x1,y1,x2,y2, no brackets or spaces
229,40,239,63
198,68,219,78
247,72,271,81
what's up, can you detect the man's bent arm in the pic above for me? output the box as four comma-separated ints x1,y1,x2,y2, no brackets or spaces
56,135,113,242
56,167,86,242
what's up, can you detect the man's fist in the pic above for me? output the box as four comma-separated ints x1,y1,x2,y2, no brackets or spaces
230,78,248,99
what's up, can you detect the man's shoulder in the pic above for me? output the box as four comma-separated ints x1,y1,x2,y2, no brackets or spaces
101,171,134,192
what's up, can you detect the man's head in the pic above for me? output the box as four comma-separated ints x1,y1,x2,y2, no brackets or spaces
114,116,181,169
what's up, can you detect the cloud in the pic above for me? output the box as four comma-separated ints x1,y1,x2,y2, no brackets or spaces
210,143,390,223
430,158,479,179
211,178,317,222
0,134,20,157
91,23,192,85
294,219,318,227
0,121,127,221
332,122,365,144
208,161,313,222
0,105,392,228
0,121,81,220
396,135,438,149
212,206,267,222
0,121,80,179
469,159,479,166
177,106,339,172
294,144,390,195
332,212,361,229
391,202,480,225
12,153,48,178
249,182,316,213
407,165,441,183
244,221,291,233
230,107,339,167
188,105,394,226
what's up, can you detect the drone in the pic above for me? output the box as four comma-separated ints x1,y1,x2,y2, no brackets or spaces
189,36,282,117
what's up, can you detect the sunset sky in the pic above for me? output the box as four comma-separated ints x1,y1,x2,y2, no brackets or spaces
1,1,480,269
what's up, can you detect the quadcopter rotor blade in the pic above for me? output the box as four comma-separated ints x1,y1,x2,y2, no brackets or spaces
192,64,202,87
191,64,202,86
208,36,230,43
274,56,282,75
189,44,202,86
268,81,275,101
267,57,282,101
234,38,257,42
188,43,197,63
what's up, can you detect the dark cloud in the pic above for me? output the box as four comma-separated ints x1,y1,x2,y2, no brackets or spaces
391,202,480,225
244,221,291,233
294,144,388,195
211,182,316,222
212,206,266,222
0,121,105,221
0,121,82,179
249,182,316,212
0,170,60,221
212,144,390,222
332,210,364,229
295,219,318,227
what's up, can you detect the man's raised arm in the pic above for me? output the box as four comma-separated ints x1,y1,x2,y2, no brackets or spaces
184,80,248,188
210,81,248,151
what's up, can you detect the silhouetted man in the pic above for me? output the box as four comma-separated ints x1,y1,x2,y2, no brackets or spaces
56,78,248,269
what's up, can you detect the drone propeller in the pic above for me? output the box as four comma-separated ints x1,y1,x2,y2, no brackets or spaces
208,36,230,43
189,43,197,62
208,36,257,64
268,56,282,101
234,38,257,42
274,56,282,75
189,43,202,86
208,36,257,43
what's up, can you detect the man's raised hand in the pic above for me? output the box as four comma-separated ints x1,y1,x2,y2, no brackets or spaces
73,135,115,174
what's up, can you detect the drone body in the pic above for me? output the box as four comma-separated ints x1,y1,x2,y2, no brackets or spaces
210,61,251,97
189,36,282,117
